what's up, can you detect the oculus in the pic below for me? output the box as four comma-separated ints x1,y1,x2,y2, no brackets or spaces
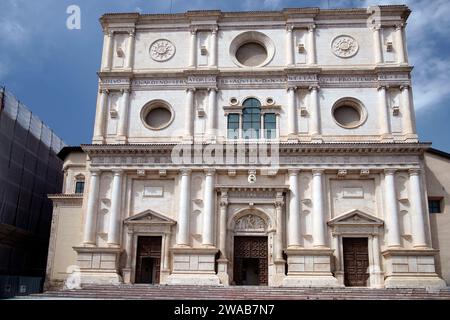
150,39,175,62
332,98,367,129
331,35,359,58
230,31,275,68
141,100,174,130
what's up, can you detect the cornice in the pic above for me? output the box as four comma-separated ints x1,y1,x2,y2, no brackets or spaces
99,6,410,28
98,65,413,80
48,194,84,205
81,142,432,156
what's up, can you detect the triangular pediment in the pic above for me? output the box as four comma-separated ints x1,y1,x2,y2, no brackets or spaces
328,209,383,226
124,209,176,225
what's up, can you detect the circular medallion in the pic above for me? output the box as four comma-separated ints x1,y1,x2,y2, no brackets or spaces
150,39,175,62
331,35,359,58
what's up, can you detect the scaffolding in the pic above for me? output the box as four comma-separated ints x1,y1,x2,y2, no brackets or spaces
0,86,66,296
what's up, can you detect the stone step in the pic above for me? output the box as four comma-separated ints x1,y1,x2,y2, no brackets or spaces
31,285,450,300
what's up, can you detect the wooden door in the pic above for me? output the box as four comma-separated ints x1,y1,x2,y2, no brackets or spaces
233,236,268,285
343,238,369,287
135,236,162,284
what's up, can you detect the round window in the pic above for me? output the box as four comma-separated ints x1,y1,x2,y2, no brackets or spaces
332,98,367,129
235,42,268,67
141,101,174,130
229,31,275,68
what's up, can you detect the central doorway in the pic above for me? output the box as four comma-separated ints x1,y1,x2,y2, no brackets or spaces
135,236,162,284
233,236,268,285
343,237,369,287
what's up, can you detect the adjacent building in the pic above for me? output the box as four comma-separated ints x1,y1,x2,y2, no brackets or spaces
0,87,65,297
45,5,448,289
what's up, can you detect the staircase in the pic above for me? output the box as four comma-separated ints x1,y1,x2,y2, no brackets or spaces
29,285,450,300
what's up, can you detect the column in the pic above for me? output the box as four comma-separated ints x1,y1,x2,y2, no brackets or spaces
202,169,215,246
107,170,123,245
384,169,401,247
378,85,390,137
400,85,415,136
207,88,217,138
93,89,108,142
288,170,301,247
177,169,192,246
307,25,316,65
309,85,321,136
312,169,326,247
287,87,298,137
409,169,428,247
275,193,284,261
372,235,381,272
184,88,195,138
219,192,228,259
101,30,114,70
189,27,197,68
125,30,136,70
125,231,133,269
117,88,130,142
373,25,383,64
209,27,218,67
286,25,294,66
163,234,170,270
333,234,341,271
395,24,406,64
83,170,100,244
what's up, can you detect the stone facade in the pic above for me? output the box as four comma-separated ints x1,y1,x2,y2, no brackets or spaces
45,6,448,289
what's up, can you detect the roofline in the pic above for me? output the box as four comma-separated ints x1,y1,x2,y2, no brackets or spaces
426,147,450,160
99,5,411,28
57,146,84,160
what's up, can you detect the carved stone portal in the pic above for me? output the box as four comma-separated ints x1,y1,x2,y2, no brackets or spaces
235,214,266,231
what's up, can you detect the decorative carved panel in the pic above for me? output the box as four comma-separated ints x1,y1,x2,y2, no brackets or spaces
235,214,266,231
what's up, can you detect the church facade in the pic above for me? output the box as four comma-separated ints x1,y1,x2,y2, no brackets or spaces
45,6,448,289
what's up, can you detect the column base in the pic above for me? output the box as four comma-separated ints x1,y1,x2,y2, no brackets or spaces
401,133,419,143
122,268,131,284
167,247,221,286
76,270,123,286
115,135,128,144
380,134,394,143
287,134,298,143
217,258,230,285
310,135,323,143
73,246,123,286
92,136,105,144
272,259,287,287
282,247,341,287
382,248,446,289
384,276,446,289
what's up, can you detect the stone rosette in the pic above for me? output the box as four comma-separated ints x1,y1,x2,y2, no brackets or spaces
331,35,359,58
150,39,176,62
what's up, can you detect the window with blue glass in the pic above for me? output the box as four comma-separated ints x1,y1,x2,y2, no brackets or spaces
75,180,85,194
428,198,443,214
242,98,261,139
264,113,276,139
227,113,240,139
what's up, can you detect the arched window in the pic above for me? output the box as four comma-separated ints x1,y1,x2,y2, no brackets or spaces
242,98,261,139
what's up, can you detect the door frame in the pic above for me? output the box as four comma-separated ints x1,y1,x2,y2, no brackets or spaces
342,237,370,287
134,236,163,284
328,210,385,288
233,235,269,286
128,232,169,284
227,206,274,286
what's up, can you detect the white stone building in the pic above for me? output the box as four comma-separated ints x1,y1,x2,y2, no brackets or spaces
45,5,448,289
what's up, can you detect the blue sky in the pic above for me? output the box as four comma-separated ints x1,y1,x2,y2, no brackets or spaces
1,0,449,150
